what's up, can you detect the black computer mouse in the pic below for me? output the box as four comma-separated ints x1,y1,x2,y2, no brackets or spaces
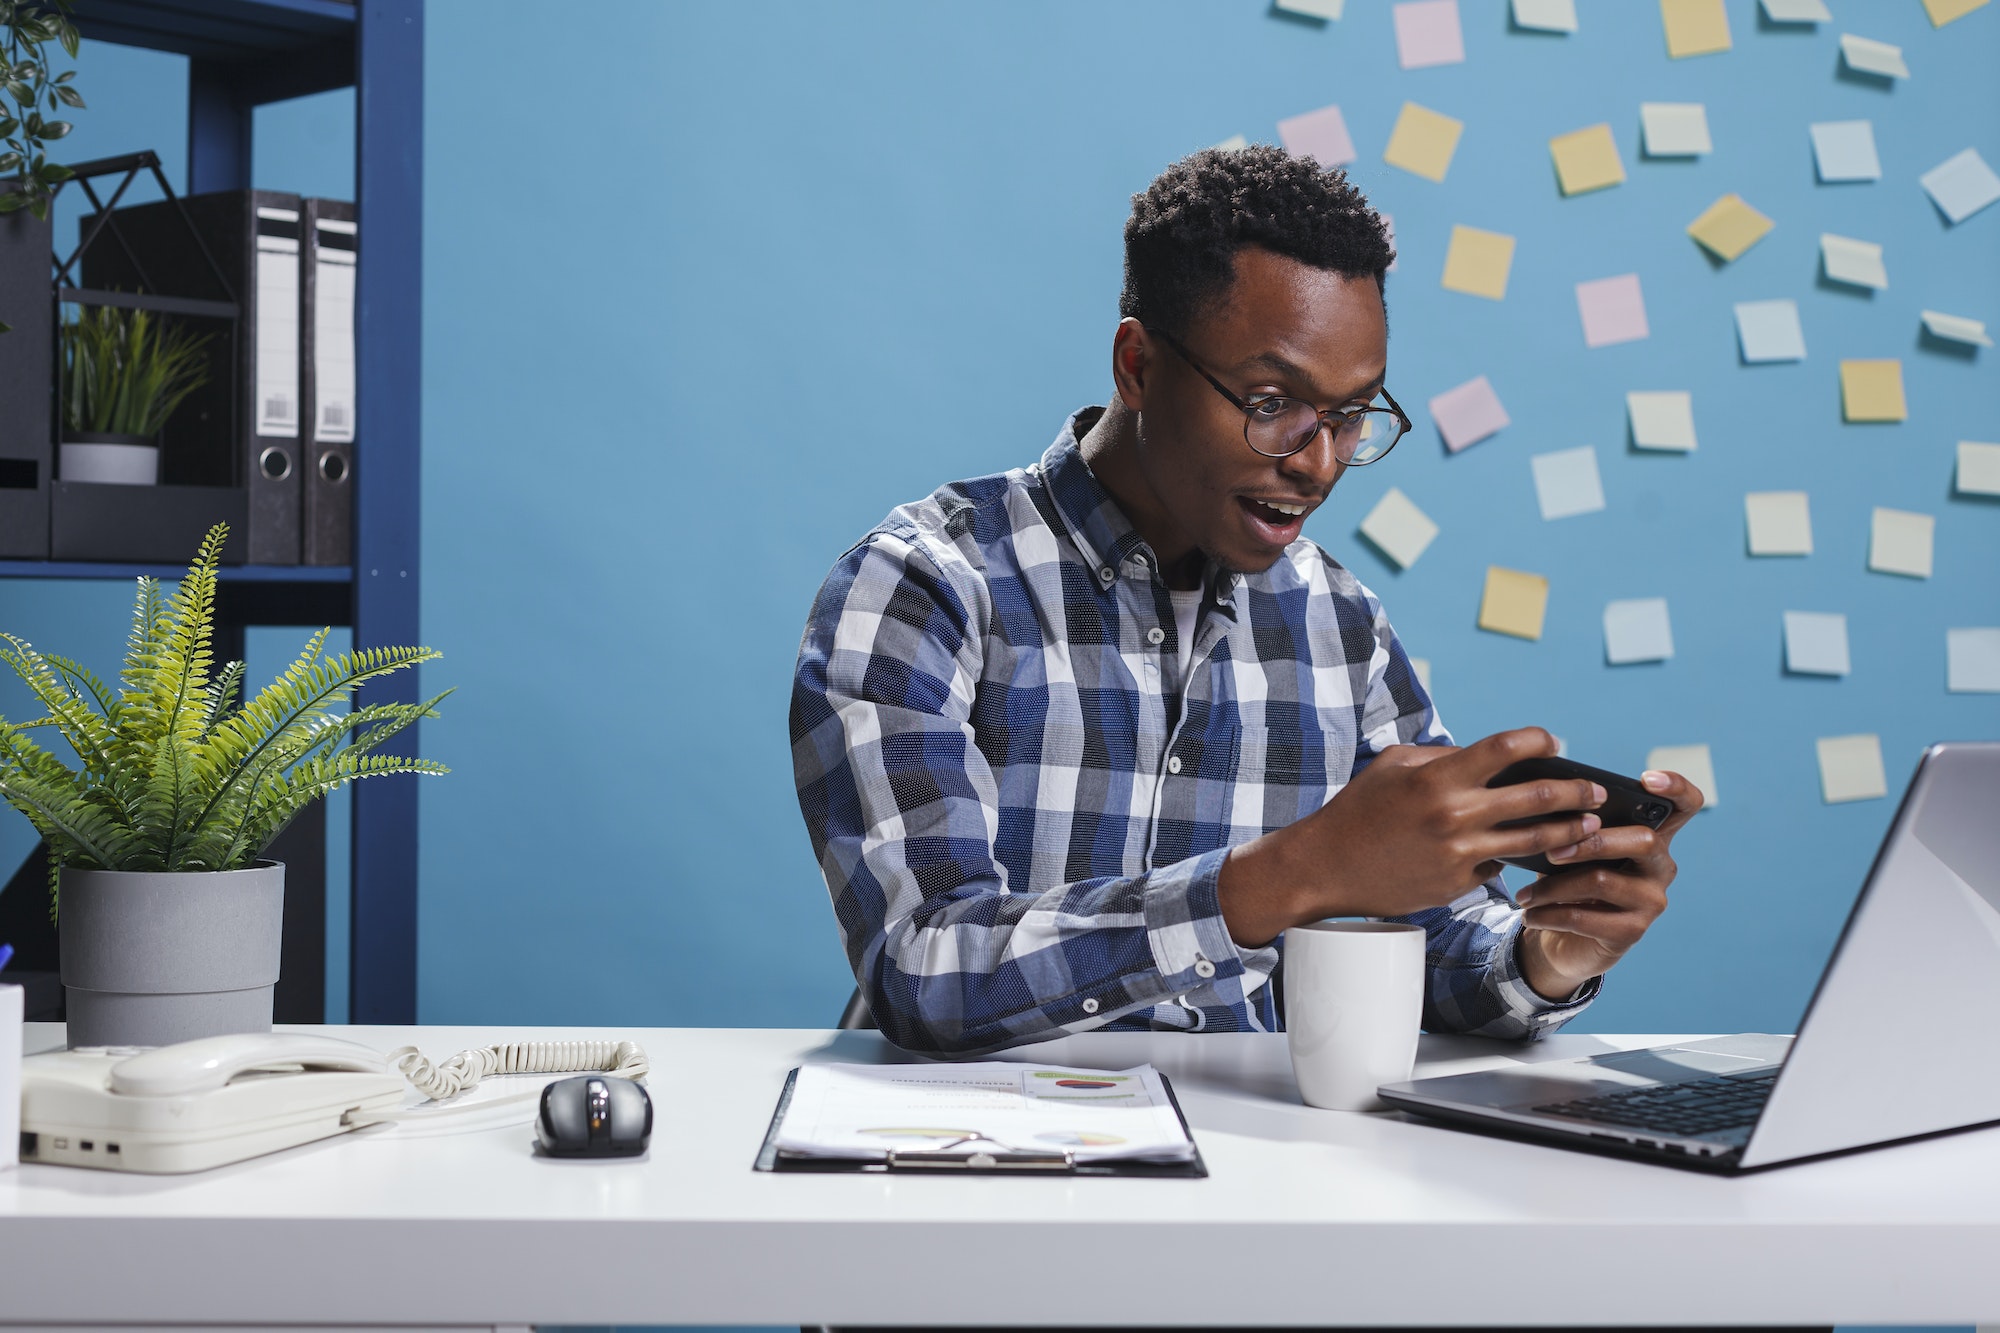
535,1074,653,1158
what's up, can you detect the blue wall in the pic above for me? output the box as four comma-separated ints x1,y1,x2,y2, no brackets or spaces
4,2,1998,1046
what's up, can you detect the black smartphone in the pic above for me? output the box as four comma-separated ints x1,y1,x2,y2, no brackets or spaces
1485,756,1674,877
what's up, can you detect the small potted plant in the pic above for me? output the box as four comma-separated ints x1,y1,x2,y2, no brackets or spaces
58,302,212,485
0,524,450,1047
1,0,85,334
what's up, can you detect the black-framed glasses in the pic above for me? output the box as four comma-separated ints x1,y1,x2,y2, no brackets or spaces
1149,326,1410,466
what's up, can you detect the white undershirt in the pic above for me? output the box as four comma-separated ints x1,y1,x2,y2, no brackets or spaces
1169,589,1203,690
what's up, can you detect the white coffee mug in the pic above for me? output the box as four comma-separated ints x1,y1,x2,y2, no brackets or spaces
1283,920,1425,1112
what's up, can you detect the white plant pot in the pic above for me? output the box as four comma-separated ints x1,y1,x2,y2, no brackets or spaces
60,434,159,485
58,861,285,1049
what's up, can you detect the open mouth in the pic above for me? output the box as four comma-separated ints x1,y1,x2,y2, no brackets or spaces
1237,496,1312,542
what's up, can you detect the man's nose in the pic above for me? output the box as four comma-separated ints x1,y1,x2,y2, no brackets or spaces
1278,419,1343,488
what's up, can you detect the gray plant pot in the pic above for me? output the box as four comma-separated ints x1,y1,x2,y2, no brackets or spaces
58,861,285,1049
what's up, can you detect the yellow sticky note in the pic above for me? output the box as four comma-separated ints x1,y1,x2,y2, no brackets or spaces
1441,225,1514,301
1922,0,1990,25
1841,359,1907,422
1478,566,1549,640
1661,0,1730,57
1686,194,1774,261
1383,102,1463,183
1550,124,1625,195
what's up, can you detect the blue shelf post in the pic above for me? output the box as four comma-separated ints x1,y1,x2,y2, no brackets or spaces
351,0,424,1023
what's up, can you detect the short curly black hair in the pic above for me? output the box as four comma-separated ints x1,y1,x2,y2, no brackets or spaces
1120,144,1395,338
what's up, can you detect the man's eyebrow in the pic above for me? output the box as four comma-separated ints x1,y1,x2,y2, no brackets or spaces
1237,351,1385,403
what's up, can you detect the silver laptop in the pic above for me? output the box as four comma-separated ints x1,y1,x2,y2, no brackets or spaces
1378,741,2000,1173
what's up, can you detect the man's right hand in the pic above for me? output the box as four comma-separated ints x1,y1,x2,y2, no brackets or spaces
1217,727,1606,948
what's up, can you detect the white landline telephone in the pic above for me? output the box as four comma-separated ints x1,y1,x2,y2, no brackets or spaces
19,1031,649,1175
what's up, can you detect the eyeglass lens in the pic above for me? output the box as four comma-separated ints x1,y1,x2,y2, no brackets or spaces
1246,402,1400,463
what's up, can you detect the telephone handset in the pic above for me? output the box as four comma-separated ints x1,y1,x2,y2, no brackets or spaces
20,1032,649,1175
107,1031,392,1096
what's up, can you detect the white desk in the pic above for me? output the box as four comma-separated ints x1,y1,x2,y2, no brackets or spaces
3,1023,1999,1330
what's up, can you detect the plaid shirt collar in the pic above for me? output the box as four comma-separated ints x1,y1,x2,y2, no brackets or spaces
1039,407,1246,612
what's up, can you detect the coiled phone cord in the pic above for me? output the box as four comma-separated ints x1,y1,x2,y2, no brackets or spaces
342,1039,650,1129
388,1039,650,1100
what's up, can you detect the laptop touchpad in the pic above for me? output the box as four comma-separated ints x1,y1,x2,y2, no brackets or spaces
1594,1047,1770,1080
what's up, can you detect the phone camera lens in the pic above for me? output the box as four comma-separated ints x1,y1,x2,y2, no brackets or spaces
1647,803,1670,821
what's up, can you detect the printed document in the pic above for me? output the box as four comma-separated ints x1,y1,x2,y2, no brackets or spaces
775,1062,1196,1163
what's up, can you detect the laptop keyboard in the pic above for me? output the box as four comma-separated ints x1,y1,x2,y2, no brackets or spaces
1532,1068,1779,1139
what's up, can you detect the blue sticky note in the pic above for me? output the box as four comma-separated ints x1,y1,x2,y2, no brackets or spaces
1810,120,1880,182
1604,598,1674,665
1785,611,1850,676
1735,300,1806,363
1921,149,2000,225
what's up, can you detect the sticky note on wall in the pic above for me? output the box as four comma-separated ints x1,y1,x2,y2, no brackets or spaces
1661,0,1731,57
1687,194,1774,262
1640,103,1711,156
1810,120,1881,182
1276,0,1345,18
1429,375,1510,451
1922,0,1991,26
1646,743,1717,809
1948,628,2000,693
1817,734,1887,804
1394,0,1465,68
1604,598,1674,664
1958,442,2000,495
1746,491,1813,555
1531,446,1606,520
1869,508,1934,578
1822,235,1888,290
1785,611,1850,675
1922,311,1991,346
1550,124,1625,195
1479,567,1550,640
1840,360,1906,422
1278,103,1357,166
1628,391,1696,450
1735,300,1806,362
1358,488,1440,569
1576,274,1648,347
1513,0,1577,32
1384,102,1464,182
1920,149,2000,224
1441,225,1515,300
1841,34,1909,79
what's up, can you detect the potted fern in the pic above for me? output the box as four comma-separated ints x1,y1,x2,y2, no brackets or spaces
60,303,213,485
0,524,450,1046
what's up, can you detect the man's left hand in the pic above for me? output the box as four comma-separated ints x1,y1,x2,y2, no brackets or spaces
1515,768,1704,1001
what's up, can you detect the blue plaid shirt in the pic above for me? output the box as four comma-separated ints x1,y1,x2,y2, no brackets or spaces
791,409,1597,1056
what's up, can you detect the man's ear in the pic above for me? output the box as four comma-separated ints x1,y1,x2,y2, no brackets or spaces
1110,317,1152,412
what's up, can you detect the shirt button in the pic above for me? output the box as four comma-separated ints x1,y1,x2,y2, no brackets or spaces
1194,957,1216,979
1099,566,1116,583
1082,998,1100,1014
1167,755,1182,775
1146,626,1165,645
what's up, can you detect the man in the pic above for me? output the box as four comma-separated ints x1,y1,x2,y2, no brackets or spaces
791,146,1701,1056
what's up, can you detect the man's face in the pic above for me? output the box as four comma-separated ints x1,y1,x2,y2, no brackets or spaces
1120,247,1389,578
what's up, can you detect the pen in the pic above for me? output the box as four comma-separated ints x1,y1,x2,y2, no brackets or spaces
0,942,13,973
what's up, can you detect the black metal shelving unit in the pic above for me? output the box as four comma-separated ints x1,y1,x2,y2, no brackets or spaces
0,0,424,1022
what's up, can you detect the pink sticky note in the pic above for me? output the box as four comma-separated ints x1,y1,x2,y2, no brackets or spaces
1277,104,1357,167
1576,273,1649,347
1394,0,1466,69
1428,375,1509,452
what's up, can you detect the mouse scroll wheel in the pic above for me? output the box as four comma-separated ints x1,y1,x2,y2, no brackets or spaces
586,1077,611,1145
